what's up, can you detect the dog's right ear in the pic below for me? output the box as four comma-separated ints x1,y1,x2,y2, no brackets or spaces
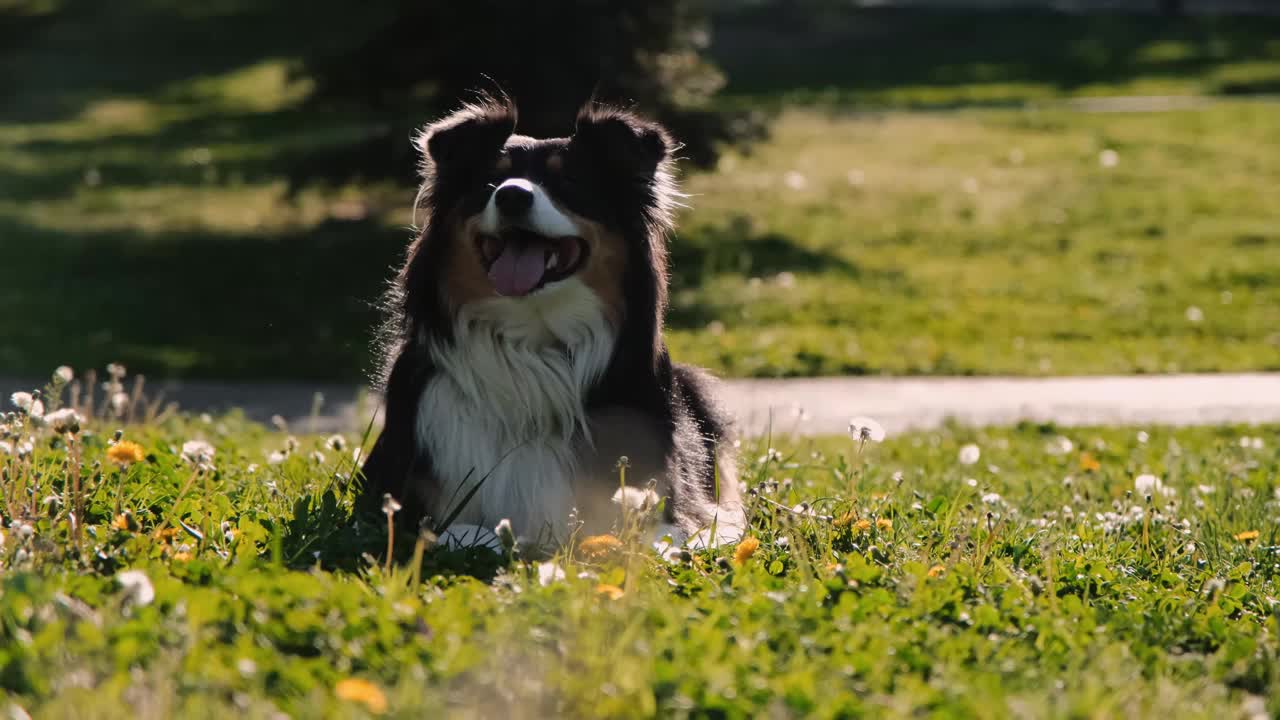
415,96,517,178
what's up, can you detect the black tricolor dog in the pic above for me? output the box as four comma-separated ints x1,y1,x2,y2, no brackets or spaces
359,97,743,548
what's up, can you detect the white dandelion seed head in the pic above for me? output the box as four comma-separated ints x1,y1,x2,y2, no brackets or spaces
110,392,129,415
783,170,808,191
45,408,83,435
1134,474,1174,498
1185,306,1204,324
324,434,347,451
246,463,260,473
309,451,326,464
54,366,74,384
1099,149,1119,168
267,451,286,465
381,494,402,516
285,436,300,452
537,561,566,586
0,440,10,455
181,440,215,465
958,444,981,466
116,569,155,606
966,478,978,487
848,416,886,443
106,363,126,379
1136,431,1150,444
981,492,1003,505
612,486,660,513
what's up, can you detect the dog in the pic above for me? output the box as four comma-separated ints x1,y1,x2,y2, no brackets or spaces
358,96,743,550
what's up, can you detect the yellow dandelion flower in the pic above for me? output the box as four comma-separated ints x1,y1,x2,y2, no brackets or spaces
833,511,858,528
335,678,388,715
854,519,872,533
577,534,623,561
1079,452,1101,473
112,514,131,532
733,536,760,565
595,583,625,600
1235,530,1260,542
106,441,146,467
876,518,893,532
172,551,193,562
927,565,945,578
153,527,179,543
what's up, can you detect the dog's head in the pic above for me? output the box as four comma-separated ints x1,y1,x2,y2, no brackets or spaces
396,97,677,371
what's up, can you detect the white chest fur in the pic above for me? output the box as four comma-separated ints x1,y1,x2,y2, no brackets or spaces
416,279,615,541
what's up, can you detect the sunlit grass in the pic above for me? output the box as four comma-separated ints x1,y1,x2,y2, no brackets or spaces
1,368,1278,717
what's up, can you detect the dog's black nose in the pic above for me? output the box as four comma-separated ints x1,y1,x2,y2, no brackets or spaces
494,183,535,217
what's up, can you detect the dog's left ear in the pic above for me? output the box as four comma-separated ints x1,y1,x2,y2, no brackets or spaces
571,105,674,181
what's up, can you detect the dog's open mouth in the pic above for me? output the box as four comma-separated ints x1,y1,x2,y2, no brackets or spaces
476,228,588,297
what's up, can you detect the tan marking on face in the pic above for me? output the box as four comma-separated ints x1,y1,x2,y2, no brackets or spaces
556,204,626,328
495,154,512,173
545,153,563,173
441,216,497,312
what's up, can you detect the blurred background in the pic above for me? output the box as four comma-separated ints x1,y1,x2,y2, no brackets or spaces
2,0,1278,386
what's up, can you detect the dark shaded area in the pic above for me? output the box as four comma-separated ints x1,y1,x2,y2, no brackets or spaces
712,7,1280,105
666,215,861,329
0,216,407,381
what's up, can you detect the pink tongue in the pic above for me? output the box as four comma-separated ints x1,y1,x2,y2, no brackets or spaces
488,243,546,296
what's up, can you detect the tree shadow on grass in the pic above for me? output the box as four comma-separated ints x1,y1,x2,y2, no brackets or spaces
712,7,1280,106
666,215,863,330
0,215,409,381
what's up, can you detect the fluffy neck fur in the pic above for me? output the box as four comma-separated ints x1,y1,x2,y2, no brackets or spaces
417,279,615,540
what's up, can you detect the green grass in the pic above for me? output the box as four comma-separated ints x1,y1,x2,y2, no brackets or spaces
2,376,1280,717
2,4,1279,380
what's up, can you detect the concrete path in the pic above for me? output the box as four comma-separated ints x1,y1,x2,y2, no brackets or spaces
4,373,1278,437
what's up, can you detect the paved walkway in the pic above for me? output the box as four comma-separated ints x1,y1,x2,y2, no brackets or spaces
5,373,1278,437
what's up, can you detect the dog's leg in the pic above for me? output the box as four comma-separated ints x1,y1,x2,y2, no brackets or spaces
359,346,433,523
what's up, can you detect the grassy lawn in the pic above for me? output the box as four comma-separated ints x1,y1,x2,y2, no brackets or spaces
2,380,1279,716
2,4,1279,380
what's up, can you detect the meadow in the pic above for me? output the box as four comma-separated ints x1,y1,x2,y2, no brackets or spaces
2,5,1279,380
2,370,1279,717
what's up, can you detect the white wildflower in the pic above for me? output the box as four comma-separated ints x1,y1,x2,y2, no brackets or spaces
958,444,981,466
536,561,566,586
1196,484,1215,495
981,492,1003,505
110,392,129,415
324,434,347,451
309,450,326,464
116,570,155,606
966,478,978,487
1099,149,1119,168
246,463,260,473
1185,306,1204,324
267,451,287,465
1046,436,1074,455
494,518,516,550
0,441,10,456
1136,431,1149,444
9,392,33,411
54,366,74,383
848,416,886,443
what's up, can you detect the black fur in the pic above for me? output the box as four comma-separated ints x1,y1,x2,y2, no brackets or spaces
359,96,736,535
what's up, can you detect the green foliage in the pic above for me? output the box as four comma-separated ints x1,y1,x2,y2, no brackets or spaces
2,404,1279,717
